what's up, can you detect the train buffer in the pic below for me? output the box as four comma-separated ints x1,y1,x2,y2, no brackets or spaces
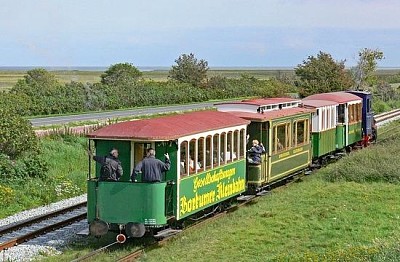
154,228,182,239
237,195,256,201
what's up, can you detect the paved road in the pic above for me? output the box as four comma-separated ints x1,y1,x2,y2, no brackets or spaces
29,102,216,127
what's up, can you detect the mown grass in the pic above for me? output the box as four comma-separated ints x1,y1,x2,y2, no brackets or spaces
37,121,400,261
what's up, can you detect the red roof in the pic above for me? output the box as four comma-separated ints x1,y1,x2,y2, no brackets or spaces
303,92,362,103
215,97,299,106
87,111,250,141
226,107,314,122
301,99,338,108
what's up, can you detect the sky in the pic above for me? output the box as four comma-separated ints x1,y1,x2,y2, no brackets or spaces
1,0,400,68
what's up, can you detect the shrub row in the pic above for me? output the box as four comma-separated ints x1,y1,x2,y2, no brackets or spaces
0,75,292,117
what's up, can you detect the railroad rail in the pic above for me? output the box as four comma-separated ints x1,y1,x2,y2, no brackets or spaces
375,108,400,126
0,202,87,252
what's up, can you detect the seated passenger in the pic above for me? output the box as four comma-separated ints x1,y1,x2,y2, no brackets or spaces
247,139,265,164
180,161,186,175
189,157,201,171
277,138,284,150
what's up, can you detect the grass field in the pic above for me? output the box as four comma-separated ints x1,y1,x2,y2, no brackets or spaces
37,121,400,262
1,67,399,92
0,68,295,91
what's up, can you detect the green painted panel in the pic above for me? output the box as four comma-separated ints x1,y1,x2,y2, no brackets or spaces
348,122,362,145
94,140,131,182
87,180,97,223
154,141,178,217
336,125,345,149
270,145,311,181
311,128,336,157
97,182,167,225
178,160,246,220
246,154,267,186
247,164,262,184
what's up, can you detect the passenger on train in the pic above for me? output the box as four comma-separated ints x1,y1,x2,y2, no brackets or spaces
277,138,284,150
189,155,201,172
88,148,123,181
247,139,265,164
131,148,170,182
225,144,237,161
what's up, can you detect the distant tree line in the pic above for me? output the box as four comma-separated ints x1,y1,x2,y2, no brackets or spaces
0,58,292,116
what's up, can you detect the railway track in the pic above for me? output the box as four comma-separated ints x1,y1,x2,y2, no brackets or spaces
0,202,87,252
375,108,400,126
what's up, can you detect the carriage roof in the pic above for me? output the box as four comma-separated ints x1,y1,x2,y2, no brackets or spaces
87,110,250,141
215,97,300,107
225,107,314,122
303,92,362,103
301,99,338,108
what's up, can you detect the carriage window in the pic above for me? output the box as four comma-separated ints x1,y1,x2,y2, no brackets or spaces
273,124,287,152
221,132,226,163
198,137,204,172
349,104,355,123
134,143,152,167
189,139,197,174
338,104,345,123
227,131,233,162
233,130,239,160
297,120,305,145
213,134,220,167
206,136,212,168
240,129,245,158
180,141,189,176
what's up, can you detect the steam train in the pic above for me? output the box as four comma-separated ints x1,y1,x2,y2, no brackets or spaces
86,90,374,241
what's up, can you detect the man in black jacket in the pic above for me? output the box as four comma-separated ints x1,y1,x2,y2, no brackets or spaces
89,148,123,181
131,148,170,182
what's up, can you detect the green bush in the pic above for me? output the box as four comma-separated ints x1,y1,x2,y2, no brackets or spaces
372,98,391,113
0,108,39,159
0,154,16,180
1,68,298,117
14,154,49,179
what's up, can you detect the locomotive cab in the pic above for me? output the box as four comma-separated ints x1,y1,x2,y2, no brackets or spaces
346,91,374,144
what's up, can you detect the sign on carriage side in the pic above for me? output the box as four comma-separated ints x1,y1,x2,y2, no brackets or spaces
178,161,246,219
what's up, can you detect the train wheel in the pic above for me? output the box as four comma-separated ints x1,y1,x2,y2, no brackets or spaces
125,222,146,238
89,220,109,237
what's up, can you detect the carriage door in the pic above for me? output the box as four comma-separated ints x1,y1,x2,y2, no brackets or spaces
262,122,269,183
337,104,346,148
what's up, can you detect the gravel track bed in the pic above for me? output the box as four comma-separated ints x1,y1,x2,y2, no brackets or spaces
0,194,88,262
0,195,86,227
